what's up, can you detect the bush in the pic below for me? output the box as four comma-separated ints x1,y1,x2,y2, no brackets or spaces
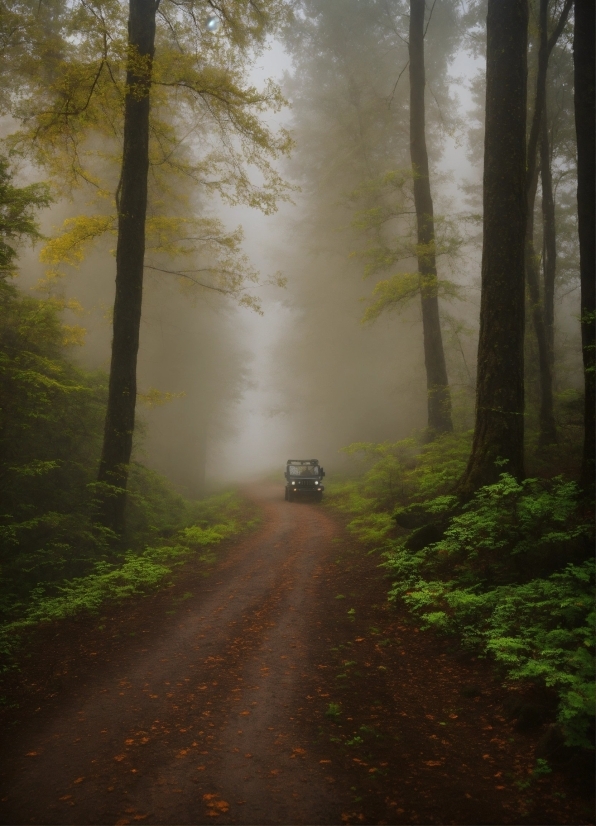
384,474,595,747
0,282,257,634
324,432,471,545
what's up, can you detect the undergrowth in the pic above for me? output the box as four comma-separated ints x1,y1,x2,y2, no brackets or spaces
0,490,256,666
326,433,595,749
0,282,259,668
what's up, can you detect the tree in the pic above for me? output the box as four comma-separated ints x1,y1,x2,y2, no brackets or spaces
273,0,461,458
458,0,528,494
524,0,572,448
4,0,292,532
96,0,158,531
573,0,595,490
408,0,453,436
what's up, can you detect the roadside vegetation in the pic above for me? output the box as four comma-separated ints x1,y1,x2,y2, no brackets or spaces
325,429,595,751
0,279,256,663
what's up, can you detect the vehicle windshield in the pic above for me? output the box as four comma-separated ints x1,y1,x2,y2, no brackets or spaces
288,464,319,476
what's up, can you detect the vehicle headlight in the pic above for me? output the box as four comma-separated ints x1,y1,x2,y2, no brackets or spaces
291,481,295,485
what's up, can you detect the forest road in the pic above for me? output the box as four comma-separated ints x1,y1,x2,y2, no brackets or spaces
0,484,353,826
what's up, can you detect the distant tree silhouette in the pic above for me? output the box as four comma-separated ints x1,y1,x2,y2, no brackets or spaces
408,0,453,437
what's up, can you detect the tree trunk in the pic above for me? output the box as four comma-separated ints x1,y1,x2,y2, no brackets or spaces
97,0,158,533
408,0,453,437
524,0,561,447
540,111,556,370
574,0,595,491
458,0,528,495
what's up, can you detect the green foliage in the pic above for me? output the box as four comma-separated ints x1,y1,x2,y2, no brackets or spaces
329,429,594,747
347,168,463,323
325,702,342,718
0,280,109,607
325,432,471,545
0,488,249,664
0,155,50,273
384,474,595,747
0,281,255,645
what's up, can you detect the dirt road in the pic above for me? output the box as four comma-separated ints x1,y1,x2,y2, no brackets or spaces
0,485,592,825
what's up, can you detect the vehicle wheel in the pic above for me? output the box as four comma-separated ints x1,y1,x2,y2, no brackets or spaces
284,487,289,501
316,493,323,503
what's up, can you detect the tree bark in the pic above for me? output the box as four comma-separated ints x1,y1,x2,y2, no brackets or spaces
524,0,571,447
458,0,528,494
97,0,159,533
540,111,556,370
408,0,453,437
574,0,595,491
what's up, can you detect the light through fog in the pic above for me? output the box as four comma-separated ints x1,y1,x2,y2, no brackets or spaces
216,36,485,485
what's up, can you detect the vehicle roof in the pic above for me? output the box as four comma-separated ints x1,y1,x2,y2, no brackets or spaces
286,459,318,464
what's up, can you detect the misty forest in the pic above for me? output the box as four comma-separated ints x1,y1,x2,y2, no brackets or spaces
0,0,594,824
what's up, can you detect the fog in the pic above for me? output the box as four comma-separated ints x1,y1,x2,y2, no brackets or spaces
11,0,582,493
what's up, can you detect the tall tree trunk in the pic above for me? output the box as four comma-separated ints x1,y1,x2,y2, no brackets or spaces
457,0,528,495
574,0,595,491
524,0,571,447
97,0,159,533
408,0,453,437
540,112,556,370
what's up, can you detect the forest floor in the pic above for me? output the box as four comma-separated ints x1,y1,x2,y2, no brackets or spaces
0,484,593,826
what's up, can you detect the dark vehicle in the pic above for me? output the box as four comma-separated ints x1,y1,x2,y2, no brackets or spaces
284,459,325,502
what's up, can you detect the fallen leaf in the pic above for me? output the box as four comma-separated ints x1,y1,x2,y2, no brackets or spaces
368,767,378,773
25,752,38,757
59,795,72,801
293,748,306,754
449,714,458,719
205,812,220,818
125,739,134,745
244,753,253,758
355,638,365,643
424,760,443,767
319,759,331,764
197,766,206,771
115,820,130,826
203,794,218,801
240,711,250,716
73,777,84,784
114,755,126,762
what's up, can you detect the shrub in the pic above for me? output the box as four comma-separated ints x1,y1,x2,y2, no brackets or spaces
385,474,595,747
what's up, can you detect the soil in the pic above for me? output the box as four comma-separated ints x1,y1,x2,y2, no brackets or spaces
0,484,593,825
